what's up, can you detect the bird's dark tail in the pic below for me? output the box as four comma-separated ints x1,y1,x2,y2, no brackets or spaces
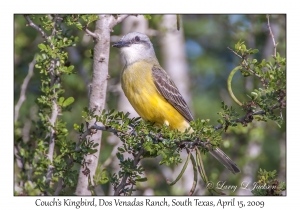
209,147,240,174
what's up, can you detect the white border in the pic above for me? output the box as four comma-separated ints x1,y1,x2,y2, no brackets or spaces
4,1,297,209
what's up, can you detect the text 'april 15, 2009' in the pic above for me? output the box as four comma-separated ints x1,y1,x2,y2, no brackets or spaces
35,198,265,209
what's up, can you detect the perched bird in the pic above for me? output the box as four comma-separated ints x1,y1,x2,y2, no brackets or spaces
112,32,240,174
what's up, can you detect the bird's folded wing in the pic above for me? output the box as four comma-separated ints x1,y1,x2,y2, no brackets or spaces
152,66,194,122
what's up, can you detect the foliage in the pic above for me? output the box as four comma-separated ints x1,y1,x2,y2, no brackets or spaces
14,14,99,195
77,109,228,195
217,40,286,131
251,169,286,196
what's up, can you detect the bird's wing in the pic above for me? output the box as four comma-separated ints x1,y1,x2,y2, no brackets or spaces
152,66,194,122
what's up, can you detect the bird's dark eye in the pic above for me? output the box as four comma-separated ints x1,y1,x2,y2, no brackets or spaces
135,36,140,42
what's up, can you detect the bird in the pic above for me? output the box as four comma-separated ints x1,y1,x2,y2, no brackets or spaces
112,32,240,174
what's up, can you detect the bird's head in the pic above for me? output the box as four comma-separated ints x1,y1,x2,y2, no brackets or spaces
112,32,157,65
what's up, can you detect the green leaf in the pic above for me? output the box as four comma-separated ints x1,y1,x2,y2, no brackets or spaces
38,43,47,51
62,97,75,107
67,65,74,72
58,97,65,106
118,147,125,152
88,149,97,154
75,22,83,30
143,15,152,20
136,177,147,182
249,49,259,54
74,123,80,130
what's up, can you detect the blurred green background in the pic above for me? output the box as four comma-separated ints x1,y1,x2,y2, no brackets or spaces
14,14,286,195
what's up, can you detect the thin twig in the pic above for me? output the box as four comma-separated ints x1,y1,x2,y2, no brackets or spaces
108,14,130,30
79,122,122,144
111,15,130,27
227,47,261,79
266,15,277,57
24,15,48,39
14,57,36,122
51,14,62,36
51,15,58,36
227,47,243,59
214,105,279,130
113,148,145,195
42,15,60,189
83,26,98,39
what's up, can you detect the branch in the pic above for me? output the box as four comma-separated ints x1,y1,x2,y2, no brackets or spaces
79,122,122,145
83,26,98,39
113,148,145,195
14,57,36,122
227,47,262,79
110,15,130,28
213,105,280,130
266,15,277,57
84,122,209,157
24,15,48,39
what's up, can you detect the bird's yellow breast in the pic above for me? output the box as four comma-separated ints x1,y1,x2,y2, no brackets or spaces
121,61,190,131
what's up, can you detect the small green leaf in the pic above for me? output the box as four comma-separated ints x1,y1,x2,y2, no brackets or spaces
58,97,65,106
38,43,47,51
67,65,74,72
76,22,83,30
62,97,75,107
88,149,98,154
74,123,80,130
136,177,148,182
118,147,125,152
143,15,152,20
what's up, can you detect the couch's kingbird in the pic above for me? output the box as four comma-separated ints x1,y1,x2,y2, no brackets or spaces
113,32,240,174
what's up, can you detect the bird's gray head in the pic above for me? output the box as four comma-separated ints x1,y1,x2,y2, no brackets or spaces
112,32,158,65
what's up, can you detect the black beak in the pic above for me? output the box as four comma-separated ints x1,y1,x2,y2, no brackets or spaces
112,41,130,48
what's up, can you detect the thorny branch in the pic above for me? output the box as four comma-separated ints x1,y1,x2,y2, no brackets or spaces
113,148,145,196
79,99,282,195
24,15,48,39
227,47,262,79
266,15,283,119
266,15,277,57
82,15,129,40
24,15,60,191
51,15,59,36
83,26,98,39
110,15,130,28
213,105,280,130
